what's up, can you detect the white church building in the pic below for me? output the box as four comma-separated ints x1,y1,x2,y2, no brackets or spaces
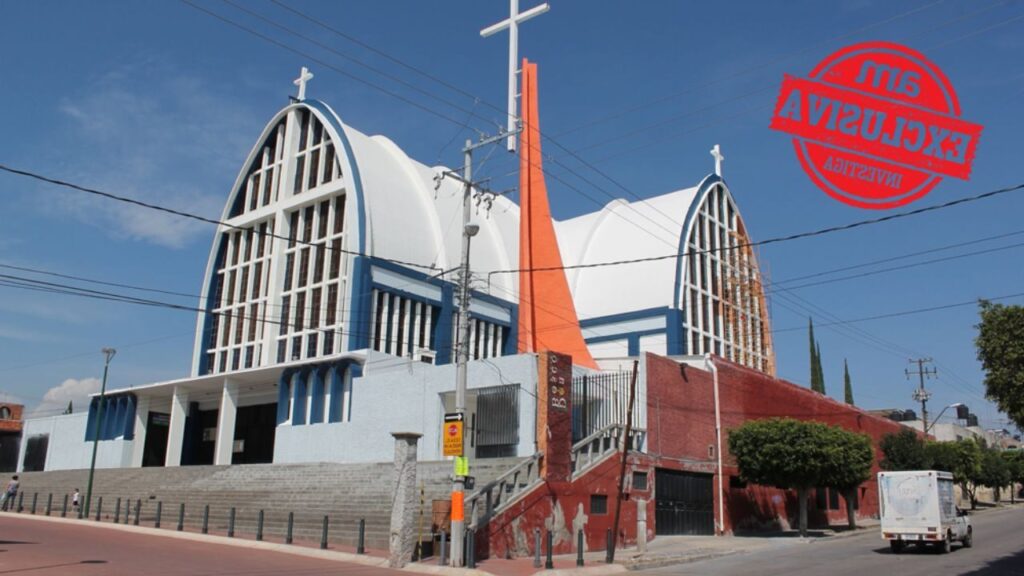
17,76,772,472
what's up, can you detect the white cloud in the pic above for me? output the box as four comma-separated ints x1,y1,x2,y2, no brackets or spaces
46,60,259,248
31,377,101,418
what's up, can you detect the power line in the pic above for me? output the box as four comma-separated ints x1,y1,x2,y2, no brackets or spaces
771,227,1024,286
773,239,1024,292
0,163,439,272
486,181,1024,275
772,290,1024,333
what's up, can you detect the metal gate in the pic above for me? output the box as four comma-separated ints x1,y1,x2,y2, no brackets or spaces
655,469,714,535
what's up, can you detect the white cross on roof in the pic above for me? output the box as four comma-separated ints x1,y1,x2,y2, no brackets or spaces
293,66,314,101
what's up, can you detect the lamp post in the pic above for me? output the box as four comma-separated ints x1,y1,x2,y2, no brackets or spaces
925,402,966,435
84,347,116,518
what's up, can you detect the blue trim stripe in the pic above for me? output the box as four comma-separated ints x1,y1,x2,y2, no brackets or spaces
673,174,722,308
579,307,668,328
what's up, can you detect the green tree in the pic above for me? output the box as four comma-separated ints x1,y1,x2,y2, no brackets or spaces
978,447,1012,502
820,426,874,529
1003,451,1024,504
843,360,854,406
729,418,868,536
975,300,1024,429
879,429,929,471
64,401,73,415
927,439,983,509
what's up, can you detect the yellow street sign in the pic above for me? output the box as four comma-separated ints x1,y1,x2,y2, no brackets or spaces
443,413,464,457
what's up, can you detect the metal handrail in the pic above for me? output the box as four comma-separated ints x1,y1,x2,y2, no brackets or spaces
571,423,647,478
464,424,648,530
465,452,543,530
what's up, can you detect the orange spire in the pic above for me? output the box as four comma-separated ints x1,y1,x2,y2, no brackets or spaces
518,59,597,369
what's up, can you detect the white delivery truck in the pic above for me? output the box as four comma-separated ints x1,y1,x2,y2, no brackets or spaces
878,470,972,553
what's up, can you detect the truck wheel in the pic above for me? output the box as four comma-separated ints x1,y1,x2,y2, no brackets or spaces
941,533,952,554
962,528,973,548
890,540,903,554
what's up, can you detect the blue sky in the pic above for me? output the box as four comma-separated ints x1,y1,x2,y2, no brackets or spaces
1,0,1022,432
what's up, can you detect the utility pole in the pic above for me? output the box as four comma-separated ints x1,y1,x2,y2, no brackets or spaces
440,130,514,567
84,347,116,518
906,358,936,435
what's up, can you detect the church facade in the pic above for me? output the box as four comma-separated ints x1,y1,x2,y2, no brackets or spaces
17,74,773,472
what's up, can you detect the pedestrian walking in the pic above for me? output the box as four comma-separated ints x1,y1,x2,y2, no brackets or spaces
72,488,80,512
0,475,18,511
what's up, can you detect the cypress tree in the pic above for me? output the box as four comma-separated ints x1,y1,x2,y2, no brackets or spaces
844,359,854,405
814,341,826,394
809,318,820,391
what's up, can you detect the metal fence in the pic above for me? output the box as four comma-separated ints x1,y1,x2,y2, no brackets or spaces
571,371,641,443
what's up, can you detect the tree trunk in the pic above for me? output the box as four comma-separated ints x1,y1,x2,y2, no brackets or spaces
797,486,808,537
844,487,856,530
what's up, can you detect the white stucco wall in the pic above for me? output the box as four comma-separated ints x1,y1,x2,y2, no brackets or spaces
273,352,539,463
18,413,133,472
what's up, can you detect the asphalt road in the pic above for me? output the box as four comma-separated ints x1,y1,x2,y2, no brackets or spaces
0,515,404,576
641,507,1024,576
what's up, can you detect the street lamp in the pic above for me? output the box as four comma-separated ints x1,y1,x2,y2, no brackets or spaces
925,402,966,435
84,347,116,518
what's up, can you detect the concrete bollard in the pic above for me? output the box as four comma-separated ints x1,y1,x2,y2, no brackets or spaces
177,503,185,531
31,493,37,515
286,512,294,545
155,501,162,528
256,510,264,541
16,492,23,513
134,499,141,526
577,530,585,567
46,493,52,516
357,518,365,554
114,497,122,523
228,507,235,537
124,497,131,524
61,494,68,518
95,497,102,521
202,505,209,534
320,515,329,549
438,530,447,566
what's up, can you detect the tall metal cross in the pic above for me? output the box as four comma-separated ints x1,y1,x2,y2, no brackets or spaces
293,66,314,101
710,144,725,177
481,0,550,152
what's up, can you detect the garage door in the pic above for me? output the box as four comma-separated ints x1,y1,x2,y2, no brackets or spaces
655,468,714,535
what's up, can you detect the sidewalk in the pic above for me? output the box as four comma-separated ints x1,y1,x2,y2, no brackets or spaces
0,509,890,576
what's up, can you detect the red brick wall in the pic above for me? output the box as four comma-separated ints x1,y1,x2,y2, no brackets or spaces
482,452,654,559
645,353,907,532
0,403,24,433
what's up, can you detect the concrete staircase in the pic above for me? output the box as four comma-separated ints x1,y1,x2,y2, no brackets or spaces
13,458,523,549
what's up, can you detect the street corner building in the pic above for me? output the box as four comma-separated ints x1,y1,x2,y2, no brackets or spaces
12,72,894,553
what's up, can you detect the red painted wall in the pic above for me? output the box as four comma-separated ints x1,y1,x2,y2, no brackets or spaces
481,353,908,558
482,452,654,559
645,353,907,532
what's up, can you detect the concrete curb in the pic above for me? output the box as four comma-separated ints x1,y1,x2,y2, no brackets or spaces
0,512,490,576
623,549,747,571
